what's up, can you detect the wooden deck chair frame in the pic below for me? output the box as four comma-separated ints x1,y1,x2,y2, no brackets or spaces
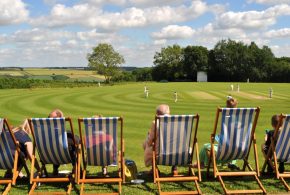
152,114,202,195
207,107,266,194
0,118,29,195
77,117,124,195
261,114,290,191
28,117,77,195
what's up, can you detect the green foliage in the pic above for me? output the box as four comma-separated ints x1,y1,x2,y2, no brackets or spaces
152,40,289,82
52,74,69,81
183,45,208,80
87,43,125,83
111,71,136,82
152,44,183,81
132,67,152,81
0,77,99,89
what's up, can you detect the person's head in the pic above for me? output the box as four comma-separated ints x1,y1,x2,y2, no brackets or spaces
271,114,280,128
226,96,238,108
48,109,64,118
156,104,170,115
92,114,102,118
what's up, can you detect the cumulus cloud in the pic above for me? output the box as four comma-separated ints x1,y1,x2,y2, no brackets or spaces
30,0,209,30
216,4,290,30
128,0,180,7
264,28,290,38
0,28,127,67
151,25,195,40
270,44,290,57
153,39,167,45
84,0,126,6
0,0,29,25
247,0,290,5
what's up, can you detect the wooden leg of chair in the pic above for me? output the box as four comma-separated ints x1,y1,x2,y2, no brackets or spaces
12,150,19,185
2,183,12,195
119,180,122,195
254,174,267,194
77,150,81,184
280,177,290,191
218,175,229,195
155,167,162,194
253,140,260,177
152,150,156,184
195,142,201,181
67,181,73,195
194,180,202,195
273,153,280,179
80,170,86,195
29,182,37,195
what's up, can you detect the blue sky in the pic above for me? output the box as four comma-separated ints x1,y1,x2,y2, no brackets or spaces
0,0,290,67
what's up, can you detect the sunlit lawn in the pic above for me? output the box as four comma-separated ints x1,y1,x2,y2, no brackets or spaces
0,82,289,194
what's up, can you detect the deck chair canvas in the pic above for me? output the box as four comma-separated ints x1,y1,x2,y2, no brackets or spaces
0,118,28,195
77,117,124,195
207,107,266,194
262,114,290,191
153,115,202,195
28,117,77,195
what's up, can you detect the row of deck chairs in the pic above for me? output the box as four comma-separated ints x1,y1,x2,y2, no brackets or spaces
0,108,289,194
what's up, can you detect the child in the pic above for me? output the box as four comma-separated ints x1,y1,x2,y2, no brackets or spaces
262,115,284,173
194,96,239,169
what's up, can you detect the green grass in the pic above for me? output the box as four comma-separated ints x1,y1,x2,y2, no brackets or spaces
0,68,105,81
0,82,289,194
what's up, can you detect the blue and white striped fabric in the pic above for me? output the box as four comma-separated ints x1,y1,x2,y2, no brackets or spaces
275,115,290,162
83,117,118,166
31,118,72,165
157,115,195,166
0,119,14,169
216,108,256,161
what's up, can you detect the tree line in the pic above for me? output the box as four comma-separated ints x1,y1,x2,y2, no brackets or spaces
88,40,290,83
0,76,99,89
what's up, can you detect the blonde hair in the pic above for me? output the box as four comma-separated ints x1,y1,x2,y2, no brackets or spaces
48,109,64,118
92,114,103,118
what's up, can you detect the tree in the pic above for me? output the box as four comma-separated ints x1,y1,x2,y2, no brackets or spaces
132,67,152,81
87,43,125,83
152,44,183,81
183,46,208,81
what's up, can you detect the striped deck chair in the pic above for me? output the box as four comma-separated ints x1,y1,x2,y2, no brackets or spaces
77,117,124,195
153,115,201,195
207,107,266,194
262,114,290,191
0,118,24,195
28,117,77,195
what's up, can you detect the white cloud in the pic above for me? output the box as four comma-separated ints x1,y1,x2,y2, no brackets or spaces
31,3,103,28
30,0,209,30
84,0,181,7
84,0,126,6
270,44,290,57
128,0,180,7
264,28,290,38
247,0,290,5
154,39,167,45
0,28,127,67
151,25,195,40
0,0,29,25
216,4,290,30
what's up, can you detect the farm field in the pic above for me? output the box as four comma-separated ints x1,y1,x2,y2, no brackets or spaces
0,82,289,194
0,68,105,82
